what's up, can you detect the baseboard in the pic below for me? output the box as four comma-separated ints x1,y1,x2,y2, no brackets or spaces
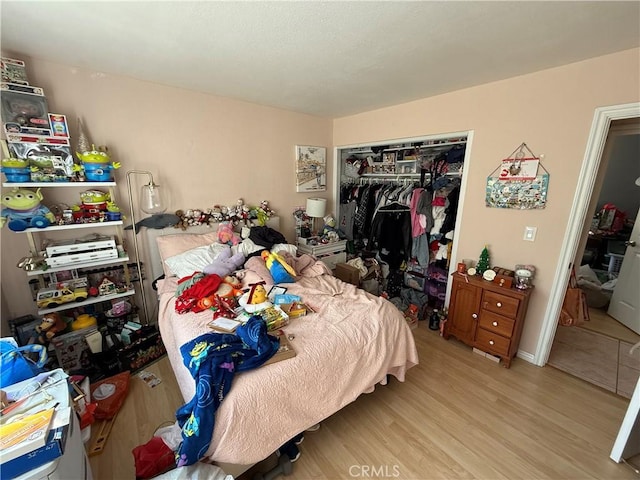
517,349,536,365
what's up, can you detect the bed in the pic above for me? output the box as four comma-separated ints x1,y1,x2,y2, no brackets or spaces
145,219,419,468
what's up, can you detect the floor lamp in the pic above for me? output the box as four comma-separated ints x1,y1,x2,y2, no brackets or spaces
126,170,167,325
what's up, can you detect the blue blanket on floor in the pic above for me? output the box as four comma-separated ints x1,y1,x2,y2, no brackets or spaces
175,316,280,466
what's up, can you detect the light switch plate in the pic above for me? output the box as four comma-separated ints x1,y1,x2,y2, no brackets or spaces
524,226,537,242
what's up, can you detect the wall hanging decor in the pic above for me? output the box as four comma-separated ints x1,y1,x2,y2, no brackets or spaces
485,142,549,209
296,145,326,193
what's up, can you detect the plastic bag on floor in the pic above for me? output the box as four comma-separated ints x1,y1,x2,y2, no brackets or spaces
153,463,233,480
155,421,182,451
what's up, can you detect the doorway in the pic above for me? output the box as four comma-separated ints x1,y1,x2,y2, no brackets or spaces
536,102,640,367
576,122,640,331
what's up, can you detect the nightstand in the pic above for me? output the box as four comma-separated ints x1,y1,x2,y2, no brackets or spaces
297,239,347,271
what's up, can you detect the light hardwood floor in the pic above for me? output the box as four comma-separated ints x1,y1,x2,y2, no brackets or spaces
89,324,638,479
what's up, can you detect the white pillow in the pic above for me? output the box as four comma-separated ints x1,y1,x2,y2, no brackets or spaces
272,243,297,256
234,238,265,257
164,244,219,279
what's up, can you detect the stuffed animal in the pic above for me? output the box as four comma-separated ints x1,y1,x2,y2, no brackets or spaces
1,188,56,231
321,214,344,240
217,222,240,246
261,250,296,284
247,283,268,304
34,313,67,344
257,200,275,226
215,275,243,299
175,210,188,230
203,247,245,277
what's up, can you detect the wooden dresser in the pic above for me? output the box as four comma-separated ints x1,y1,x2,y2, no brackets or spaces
444,272,533,368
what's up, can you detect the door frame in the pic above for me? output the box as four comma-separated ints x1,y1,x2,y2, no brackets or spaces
534,102,640,366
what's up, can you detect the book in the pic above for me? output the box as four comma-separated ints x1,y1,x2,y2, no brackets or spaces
0,424,69,479
0,407,55,462
208,317,242,333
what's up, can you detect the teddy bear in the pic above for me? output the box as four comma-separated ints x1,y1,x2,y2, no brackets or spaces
202,247,245,277
217,222,241,245
175,210,188,230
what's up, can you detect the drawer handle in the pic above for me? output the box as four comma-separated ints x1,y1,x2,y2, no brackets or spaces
492,321,498,327
496,302,502,308
472,313,478,319
489,340,495,345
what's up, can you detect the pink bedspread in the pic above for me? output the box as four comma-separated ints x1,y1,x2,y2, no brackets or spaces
157,265,419,465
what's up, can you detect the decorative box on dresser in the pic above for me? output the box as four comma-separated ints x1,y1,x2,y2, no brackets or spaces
444,272,533,368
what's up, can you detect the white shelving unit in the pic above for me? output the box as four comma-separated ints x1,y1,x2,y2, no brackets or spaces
3,180,136,319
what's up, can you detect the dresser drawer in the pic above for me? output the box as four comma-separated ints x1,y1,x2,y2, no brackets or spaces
482,291,519,318
478,311,515,338
475,328,510,357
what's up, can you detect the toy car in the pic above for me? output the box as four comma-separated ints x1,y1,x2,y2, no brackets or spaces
36,286,88,309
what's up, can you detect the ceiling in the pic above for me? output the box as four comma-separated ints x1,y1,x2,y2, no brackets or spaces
1,1,639,118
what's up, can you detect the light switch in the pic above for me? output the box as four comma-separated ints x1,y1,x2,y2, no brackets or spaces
524,226,537,242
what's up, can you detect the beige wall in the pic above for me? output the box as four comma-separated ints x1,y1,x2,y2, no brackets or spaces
333,48,640,358
2,49,638,360
0,55,332,321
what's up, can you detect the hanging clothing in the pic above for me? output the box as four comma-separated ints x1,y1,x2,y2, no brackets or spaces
339,200,357,241
369,204,412,269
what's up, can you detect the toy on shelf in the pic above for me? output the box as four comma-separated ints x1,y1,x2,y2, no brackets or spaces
106,200,122,221
1,157,30,182
36,285,88,309
76,145,120,182
34,313,67,345
1,187,55,231
71,189,119,223
75,119,120,181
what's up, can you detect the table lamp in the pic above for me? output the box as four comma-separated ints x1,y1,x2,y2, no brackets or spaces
306,197,327,237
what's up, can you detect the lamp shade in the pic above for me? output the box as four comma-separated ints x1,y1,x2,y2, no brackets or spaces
306,198,327,218
140,183,166,214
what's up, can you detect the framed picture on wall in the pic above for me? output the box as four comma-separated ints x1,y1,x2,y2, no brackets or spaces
296,145,326,193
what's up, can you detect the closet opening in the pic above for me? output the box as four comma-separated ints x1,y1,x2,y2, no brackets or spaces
333,131,473,318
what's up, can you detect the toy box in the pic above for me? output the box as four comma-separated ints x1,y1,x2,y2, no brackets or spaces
1,57,29,85
6,134,74,182
52,327,97,373
1,83,51,136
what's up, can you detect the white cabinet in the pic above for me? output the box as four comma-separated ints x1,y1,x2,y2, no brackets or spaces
297,239,347,271
2,181,136,318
